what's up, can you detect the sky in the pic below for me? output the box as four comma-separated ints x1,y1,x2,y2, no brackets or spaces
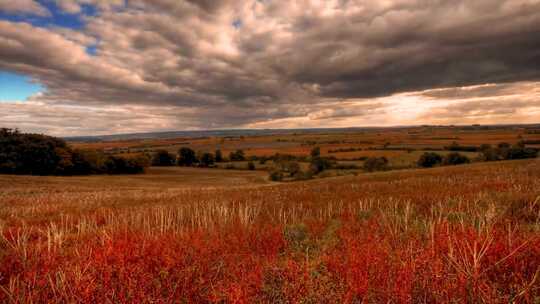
0,0,539,136
0,71,43,101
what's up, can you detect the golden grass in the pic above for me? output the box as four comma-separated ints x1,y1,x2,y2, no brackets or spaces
0,166,269,196
1,159,539,302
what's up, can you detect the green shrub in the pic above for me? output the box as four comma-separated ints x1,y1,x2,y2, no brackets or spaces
506,145,538,160
445,142,478,152
363,157,389,172
177,147,197,166
229,149,246,161
443,152,470,165
215,150,223,162
310,146,321,158
152,150,175,166
0,128,68,175
479,144,499,161
105,155,148,174
248,161,256,170
0,128,148,175
199,152,215,167
333,163,360,170
269,170,283,181
417,152,443,168
310,157,333,174
280,161,301,176
292,170,313,180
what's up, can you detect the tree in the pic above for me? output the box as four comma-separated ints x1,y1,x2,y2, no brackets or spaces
278,161,301,176
229,149,245,161
105,155,147,174
310,146,321,158
443,152,470,165
70,149,105,174
310,157,333,174
448,141,461,151
417,152,442,168
269,170,283,181
199,152,215,167
215,149,223,162
363,157,389,172
479,144,499,161
0,128,67,175
152,150,175,166
479,144,492,151
498,142,511,149
446,142,478,152
0,128,148,176
177,147,197,166
506,145,538,160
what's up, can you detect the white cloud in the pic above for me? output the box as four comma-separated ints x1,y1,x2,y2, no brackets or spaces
0,0,50,16
1,0,540,135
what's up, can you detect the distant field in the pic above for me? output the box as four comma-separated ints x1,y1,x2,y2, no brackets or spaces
0,166,269,195
70,126,540,169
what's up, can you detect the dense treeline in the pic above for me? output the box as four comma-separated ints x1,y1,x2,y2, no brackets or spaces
417,142,538,168
153,147,263,168
0,129,149,175
269,147,337,181
268,141,539,181
479,142,538,161
151,147,222,168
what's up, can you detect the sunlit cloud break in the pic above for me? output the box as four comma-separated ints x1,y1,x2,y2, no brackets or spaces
0,0,539,136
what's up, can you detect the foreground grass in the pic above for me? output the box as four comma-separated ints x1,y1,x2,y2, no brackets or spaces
1,159,539,303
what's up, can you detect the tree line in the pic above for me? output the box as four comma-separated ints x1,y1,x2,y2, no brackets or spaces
269,141,539,181
417,142,538,168
152,147,247,167
0,129,149,175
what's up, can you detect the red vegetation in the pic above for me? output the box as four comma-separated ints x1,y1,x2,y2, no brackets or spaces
1,160,540,302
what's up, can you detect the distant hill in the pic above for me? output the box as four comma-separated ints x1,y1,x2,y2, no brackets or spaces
64,128,381,142
64,124,540,142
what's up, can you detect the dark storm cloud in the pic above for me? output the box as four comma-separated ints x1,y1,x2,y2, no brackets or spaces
279,2,540,98
1,0,540,134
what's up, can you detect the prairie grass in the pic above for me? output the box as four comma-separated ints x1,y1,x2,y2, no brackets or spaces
1,159,539,302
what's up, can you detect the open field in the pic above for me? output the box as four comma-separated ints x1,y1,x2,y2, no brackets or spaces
71,126,540,153
1,159,540,302
4,0,540,302
70,126,540,169
0,167,269,195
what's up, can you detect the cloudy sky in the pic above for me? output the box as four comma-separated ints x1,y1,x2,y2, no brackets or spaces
0,0,539,136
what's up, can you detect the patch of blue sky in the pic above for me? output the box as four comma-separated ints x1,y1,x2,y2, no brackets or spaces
0,71,44,102
86,44,98,56
0,1,97,30
232,19,242,29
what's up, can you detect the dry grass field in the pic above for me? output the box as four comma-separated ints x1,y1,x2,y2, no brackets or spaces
0,167,269,195
71,126,540,167
1,158,540,303
3,0,540,302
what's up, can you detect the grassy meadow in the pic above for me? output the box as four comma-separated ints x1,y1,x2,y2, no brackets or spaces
1,157,540,302
72,126,540,175
72,126,540,159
